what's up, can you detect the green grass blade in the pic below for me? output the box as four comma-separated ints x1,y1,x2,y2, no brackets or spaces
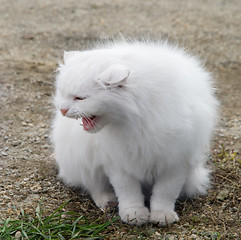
44,200,70,224
0,201,117,239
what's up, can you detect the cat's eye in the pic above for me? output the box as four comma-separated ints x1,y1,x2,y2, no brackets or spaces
74,96,86,101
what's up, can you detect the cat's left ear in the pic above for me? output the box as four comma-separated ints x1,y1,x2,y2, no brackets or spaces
96,65,130,88
63,51,79,63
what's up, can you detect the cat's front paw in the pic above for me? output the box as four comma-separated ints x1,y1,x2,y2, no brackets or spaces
119,207,150,226
150,210,179,226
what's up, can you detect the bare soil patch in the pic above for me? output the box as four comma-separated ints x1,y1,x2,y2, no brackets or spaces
0,0,240,239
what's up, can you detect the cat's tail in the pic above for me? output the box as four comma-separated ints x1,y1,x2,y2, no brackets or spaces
181,166,211,198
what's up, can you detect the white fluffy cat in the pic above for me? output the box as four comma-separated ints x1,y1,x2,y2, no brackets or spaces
51,39,218,226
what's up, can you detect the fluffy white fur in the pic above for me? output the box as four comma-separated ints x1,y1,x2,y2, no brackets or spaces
51,40,218,226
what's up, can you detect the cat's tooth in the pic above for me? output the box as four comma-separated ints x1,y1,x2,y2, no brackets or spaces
79,118,84,126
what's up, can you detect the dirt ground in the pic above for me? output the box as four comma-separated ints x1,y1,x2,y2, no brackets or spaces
0,0,240,239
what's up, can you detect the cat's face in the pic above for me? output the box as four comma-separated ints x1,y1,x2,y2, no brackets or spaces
54,51,132,133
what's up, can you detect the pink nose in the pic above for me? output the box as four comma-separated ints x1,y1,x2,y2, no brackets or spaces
60,109,68,116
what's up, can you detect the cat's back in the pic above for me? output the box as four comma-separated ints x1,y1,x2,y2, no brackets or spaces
98,41,210,89
99,40,194,69
97,41,214,105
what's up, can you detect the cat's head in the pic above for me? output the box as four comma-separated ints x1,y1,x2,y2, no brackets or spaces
54,50,138,133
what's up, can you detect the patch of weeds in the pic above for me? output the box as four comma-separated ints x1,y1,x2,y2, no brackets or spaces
190,215,201,224
0,200,117,240
199,231,221,239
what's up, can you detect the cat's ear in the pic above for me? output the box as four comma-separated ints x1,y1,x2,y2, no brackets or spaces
96,65,130,88
63,51,79,63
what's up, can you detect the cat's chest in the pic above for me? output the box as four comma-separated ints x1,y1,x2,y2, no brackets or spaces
95,130,163,181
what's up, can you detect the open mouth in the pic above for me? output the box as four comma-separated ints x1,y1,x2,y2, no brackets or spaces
81,115,98,131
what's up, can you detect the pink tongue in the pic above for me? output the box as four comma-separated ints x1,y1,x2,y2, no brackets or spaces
82,117,95,131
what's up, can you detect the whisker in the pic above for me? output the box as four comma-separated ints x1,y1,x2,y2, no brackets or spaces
87,115,102,130
76,112,83,126
82,112,92,130
82,112,101,132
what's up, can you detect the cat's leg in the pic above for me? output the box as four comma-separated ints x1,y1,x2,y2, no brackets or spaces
87,167,117,209
91,189,117,210
150,169,186,226
90,185,117,210
181,165,210,197
108,170,149,226
58,162,116,209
